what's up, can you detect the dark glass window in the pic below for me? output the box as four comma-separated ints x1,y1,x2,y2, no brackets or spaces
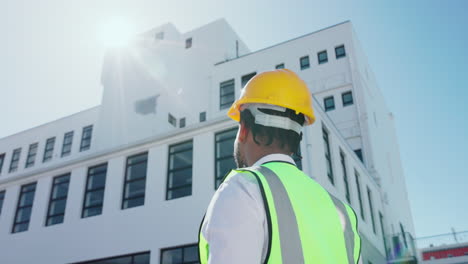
355,170,365,221
156,32,164,40
241,72,256,88
71,251,150,264
400,223,408,248
161,244,199,264
379,212,388,257
82,163,107,218
61,131,74,157
323,128,334,185
46,174,70,226
335,45,346,59
43,137,55,162
179,117,186,128
167,140,193,200
0,153,5,174
354,149,364,163
12,182,36,233
122,152,148,209
300,56,310,70
324,96,335,112
185,38,192,49
340,151,351,204
0,190,5,215
199,112,206,122
80,125,93,152
168,114,177,127
367,186,376,234
25,143,38,168
318,50,328,64
342,91,354,106
215,128,237,189
275,63,285,69
10,148,22,172
220,79,235,110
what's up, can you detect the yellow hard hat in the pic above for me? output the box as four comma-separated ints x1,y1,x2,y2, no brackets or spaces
227,69,315,125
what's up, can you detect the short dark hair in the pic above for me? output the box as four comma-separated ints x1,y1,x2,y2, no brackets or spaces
239,107,305,154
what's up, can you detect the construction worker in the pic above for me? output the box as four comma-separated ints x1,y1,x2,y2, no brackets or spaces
198,69,361,263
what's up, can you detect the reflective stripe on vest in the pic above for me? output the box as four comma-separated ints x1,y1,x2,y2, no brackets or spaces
199,162,361,263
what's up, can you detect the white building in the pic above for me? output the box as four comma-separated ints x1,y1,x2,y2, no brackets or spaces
0,19,416,264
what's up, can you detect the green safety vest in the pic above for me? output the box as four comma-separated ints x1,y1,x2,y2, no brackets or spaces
199,161,361,263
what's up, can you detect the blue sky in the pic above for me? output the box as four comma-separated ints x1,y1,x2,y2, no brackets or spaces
1,0,467,239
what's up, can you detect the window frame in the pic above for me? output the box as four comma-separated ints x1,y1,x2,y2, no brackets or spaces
168,113,177,127
82,163,107,218
317,50,328,64
45,173,71,226
300,55,310,70
199,112,206,122
214,128,237,189
185,37,192,49
10,148,22,172
179,117,186,128
355,170,365,221
322,127,334,185
43,137,55,162
0,153,5,174
367,186,377,234
219,79,235,110
340,150,351,204
324,96,335,112
61,131,74,157
122,152,148,209
275,63,285,69
342,91,354,107
241,72,256,88
335,45,346,59
160,243,199,264
80,125,93,152
25,143,38,168
0,190,5,216
12,182,37,233
166,140,193,200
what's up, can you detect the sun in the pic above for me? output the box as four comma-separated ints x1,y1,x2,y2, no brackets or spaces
98,17,135,48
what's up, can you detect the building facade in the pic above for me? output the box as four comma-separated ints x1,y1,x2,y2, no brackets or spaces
0,19,416,264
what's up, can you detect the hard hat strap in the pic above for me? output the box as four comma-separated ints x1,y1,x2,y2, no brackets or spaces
245,104,303,134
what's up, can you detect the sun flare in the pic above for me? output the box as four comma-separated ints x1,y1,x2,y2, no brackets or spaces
98,17,134,48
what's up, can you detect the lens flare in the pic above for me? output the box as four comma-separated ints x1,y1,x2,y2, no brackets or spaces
98,17,135,48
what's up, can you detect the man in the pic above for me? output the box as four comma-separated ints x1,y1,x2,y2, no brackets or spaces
199,69,361,263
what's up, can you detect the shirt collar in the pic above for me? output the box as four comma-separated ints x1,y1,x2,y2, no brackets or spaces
252,153,296,167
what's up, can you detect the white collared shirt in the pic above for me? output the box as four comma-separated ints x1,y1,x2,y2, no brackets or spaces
200,154,293,264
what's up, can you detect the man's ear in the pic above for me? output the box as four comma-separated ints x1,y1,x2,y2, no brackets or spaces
237,122,249,143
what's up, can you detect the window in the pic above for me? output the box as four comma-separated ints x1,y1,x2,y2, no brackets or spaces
400,223,408,248
161,244,199,264
199,112,206,122
292,145,303,170
12,182,37,233
340,151,351,204
167,140,193,200
46,174,70,226
43,137,55,162
275,63,285,69
379,212,388,258
25,143,38,168
342,91,354,106
122,152,148,209
335,45,346,59
0,190,5,215
300,56,310,70
61,131,74,157
9,148,21,172
220,79,235,110
324,96,335,112
179,117,186,128
185,37,192,49
215,128,237,189
318,50,328,64
323,127,334,185
168,113,177,127
82,163,107,218
354,149,364,163
367,186,376,234
71,251,150,264
241,72,256,88
0,153,4,174
355,170,365,221
80,125,93,152
156,32,164,40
